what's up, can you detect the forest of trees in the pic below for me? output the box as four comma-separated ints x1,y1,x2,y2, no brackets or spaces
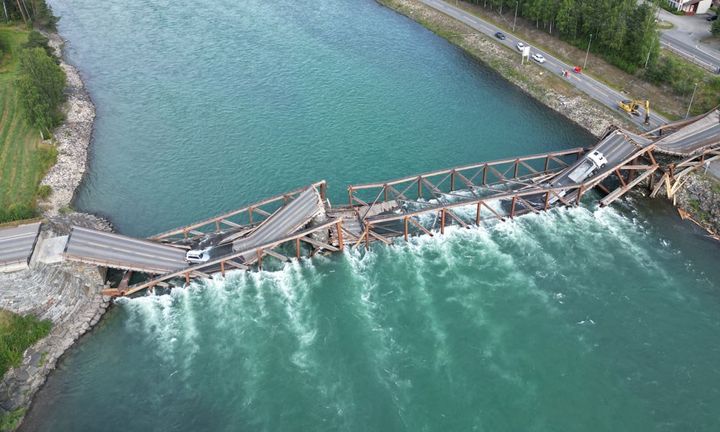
2,0,58,30
466,0,660,73
1,0,65,136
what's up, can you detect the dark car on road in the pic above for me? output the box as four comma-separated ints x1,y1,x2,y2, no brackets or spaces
707,15,718,21
494,31,506,40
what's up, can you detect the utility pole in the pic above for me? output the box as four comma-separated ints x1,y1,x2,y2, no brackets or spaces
583,33,593,69
685,82,698,119
513,1,519,31
644,49,652,69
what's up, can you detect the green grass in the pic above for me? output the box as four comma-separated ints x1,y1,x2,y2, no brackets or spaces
0,24,58,224
0,408,26,432
0,309,51,377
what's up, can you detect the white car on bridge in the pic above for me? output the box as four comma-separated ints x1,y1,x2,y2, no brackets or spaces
186,248,211,263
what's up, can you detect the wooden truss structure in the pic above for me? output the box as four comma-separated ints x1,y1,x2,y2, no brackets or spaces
102,143,667,297
650,144,720,200
150,181,328,244
103,217,344,297
346,145,659,248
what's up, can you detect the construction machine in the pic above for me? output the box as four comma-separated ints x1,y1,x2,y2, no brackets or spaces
618,99,650,125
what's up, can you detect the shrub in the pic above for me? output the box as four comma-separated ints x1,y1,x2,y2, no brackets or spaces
36,184,52,199
16,47,66,134
0,409,26,432
0,310,52,376
37,144,57,168
24,30,55,60
644,53,720,115
0,203,37,224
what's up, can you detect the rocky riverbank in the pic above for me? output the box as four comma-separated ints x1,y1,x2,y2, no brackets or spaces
376,0,632,138
0,30,106,430
376,0,720,241
0,214,112,428
38,32,96,216
675,172,720,237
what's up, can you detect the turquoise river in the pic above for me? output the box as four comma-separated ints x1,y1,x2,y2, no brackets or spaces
21,0,720,431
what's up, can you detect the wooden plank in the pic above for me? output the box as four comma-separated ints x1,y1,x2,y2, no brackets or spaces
220,219,242,228
265,249,290,262
301,236,340,252
253,207,272,217
600,167,658,206
348,148,584,190
516,196,539,214
368,230,393,245
408,217,434,237
445,209,469,227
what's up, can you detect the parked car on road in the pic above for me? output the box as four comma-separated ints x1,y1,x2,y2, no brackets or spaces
707,14,718,21
495,31,506,40
531,53,546,63
516,42,526,51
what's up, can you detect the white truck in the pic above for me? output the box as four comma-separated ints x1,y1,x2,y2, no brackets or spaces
567,151,608,184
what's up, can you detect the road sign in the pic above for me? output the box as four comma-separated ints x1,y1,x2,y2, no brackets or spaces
521,46,530,65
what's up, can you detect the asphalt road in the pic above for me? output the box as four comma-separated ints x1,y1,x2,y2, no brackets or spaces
551,131,651,187
417,0,669,130
65,226,188,273
655,6,720,73
0,222,41,267
660,32,720,73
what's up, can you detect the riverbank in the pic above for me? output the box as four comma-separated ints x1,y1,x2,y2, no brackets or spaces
376,0,633,138
38,32,96,217
676,172,720,237
0,29,106,431
0,215,111,430
376,0,720,238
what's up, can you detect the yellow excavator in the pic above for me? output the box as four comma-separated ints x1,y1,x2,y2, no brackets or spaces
618,99,650,125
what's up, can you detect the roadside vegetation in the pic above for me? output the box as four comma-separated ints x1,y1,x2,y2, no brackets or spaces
0,309,51,376
459,0,720,117
0,0,65,224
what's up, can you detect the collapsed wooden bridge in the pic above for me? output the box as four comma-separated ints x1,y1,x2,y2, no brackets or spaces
59,110,718,297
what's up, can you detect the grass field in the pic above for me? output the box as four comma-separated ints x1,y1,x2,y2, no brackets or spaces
0,309,51,377
0,25,57,223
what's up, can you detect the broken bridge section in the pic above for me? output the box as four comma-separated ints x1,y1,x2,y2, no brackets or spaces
58,108,717,297
64,226,188,274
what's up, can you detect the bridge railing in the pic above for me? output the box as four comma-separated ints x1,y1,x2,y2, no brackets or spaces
350,145,659,248
104,217,345,297
149,181,327,243
347,148,586,222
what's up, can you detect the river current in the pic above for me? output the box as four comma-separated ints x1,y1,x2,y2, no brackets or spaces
22,0,720,431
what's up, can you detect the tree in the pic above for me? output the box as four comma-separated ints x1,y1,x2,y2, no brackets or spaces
712,18,720,37
16,47,66,134
554,0,576,36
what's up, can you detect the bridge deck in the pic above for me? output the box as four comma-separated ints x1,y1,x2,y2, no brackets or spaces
232,186,324,254
64,227,188,274
0,222,41,270
79,109,719,297
653,110,720,156
549,129,651,187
